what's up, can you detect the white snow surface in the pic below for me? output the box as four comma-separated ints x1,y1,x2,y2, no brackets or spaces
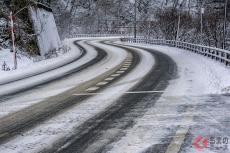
124,44,230,96
0,39,80,84
1,41,230,153
0,39,84,96
29,6,61,56
0,39,126,118
0,42,155,153
0,49,33,71
106,43,230,153
0,39,97,117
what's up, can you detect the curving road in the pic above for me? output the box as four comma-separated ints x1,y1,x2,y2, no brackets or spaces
0,40,127,142
0,39,181,153
0,40,103,99
42,42,177,153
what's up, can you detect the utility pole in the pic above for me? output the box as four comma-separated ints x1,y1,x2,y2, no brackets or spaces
10,11,17,70
134,0,137,39
223,0,228,49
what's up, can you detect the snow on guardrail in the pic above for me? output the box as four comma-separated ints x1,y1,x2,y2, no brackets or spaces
72,34,146,39
121,38,230,67
73,34,129,38
72,34,230,66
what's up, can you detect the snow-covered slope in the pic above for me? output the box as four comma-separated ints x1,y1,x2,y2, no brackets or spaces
29,5,61,56
0,49,33,71
0,39,80,90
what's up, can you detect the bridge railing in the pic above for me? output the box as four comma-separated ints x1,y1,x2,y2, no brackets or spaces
72,34,230,66
121,38,230,66
73,34,132,38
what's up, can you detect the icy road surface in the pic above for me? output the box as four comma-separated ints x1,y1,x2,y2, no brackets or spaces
0,40,230,153
106,43,230,153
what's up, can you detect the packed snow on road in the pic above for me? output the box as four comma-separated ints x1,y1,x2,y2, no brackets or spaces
1,0,230,153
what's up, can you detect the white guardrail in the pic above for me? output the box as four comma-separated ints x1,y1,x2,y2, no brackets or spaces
73,34,230,66
121,38,230,66
74,34,131,38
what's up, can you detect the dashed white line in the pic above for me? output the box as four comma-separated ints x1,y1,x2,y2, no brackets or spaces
85,87,100,92
111,74,121,77
83,59,132,94
120,68,128,70
96,82,108,86
116,71,125,74
105,77,114,81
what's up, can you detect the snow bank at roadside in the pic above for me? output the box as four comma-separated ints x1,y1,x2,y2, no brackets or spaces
106,43,230,153
0,38,80,84
0,49,33,71
0,41,155,153
123,43,230,95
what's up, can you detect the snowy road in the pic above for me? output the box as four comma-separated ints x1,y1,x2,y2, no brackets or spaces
0,39,230,153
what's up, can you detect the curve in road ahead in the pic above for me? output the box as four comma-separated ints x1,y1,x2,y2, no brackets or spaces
41,42,177,153
0,40,140,145
0,40,104,101
0,40,85,86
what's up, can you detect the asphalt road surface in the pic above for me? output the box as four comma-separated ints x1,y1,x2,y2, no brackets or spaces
40,42,177,153
2,40,227,153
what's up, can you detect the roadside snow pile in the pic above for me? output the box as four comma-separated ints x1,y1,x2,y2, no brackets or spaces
124,43,230,95
0,49,33,71
105,42,230,153
0,39,80,84
0,42,154,153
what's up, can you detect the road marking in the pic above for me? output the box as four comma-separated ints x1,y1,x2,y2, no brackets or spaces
116,71,125,74
105,77,114,81
111,74,121,77
73,90,164,96
165,108,194,153
86,87,100,92
82,58,133,95
96,81,108,86
120,68,128,70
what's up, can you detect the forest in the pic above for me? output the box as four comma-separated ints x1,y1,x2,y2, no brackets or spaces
0,0,230,54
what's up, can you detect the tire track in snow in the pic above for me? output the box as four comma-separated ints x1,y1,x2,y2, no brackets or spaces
0,39,138,153
45,42,177,153
0,40,85,86
0,40,87,99
0,40,108,144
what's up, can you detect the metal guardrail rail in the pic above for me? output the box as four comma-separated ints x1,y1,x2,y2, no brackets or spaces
74,34,131,38
121,38,230,66
73,34,230,66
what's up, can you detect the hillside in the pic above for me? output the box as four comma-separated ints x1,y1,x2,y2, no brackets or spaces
0,0,39,55
51,0,229,49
